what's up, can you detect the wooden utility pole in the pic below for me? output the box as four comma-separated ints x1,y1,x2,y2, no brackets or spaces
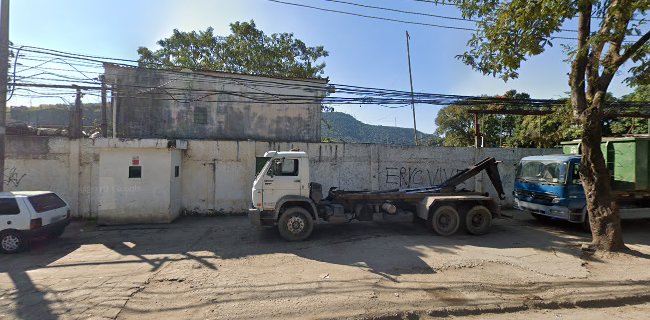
100,75,108,137
0,0,10,191
473,113,482,148
406,31,418,146
70,87,82,138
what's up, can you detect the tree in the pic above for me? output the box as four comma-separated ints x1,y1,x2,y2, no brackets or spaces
435,104,475,146
435,90,525,147
137,20,329,78
608,85,650,134
508,100,582,148
448,0,650,251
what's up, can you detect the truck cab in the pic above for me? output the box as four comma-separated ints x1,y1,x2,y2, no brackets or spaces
250,151,316,230
513,155,587,225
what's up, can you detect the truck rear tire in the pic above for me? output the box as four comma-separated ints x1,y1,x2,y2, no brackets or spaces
430,205,460,236
464,205,492,235
278,207,314,241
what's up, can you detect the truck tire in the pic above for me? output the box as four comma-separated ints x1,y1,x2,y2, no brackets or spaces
1,230,27,254
278,207,314,241
464,205,492,235
430,205,460,236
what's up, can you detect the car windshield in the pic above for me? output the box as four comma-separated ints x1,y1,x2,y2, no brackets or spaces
516,160,568,185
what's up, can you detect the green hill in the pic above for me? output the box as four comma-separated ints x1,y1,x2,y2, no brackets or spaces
8,105,440,145
322,112,440,146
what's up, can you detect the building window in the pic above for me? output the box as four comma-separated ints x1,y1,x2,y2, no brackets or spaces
175,166,180,177
129,166,142,179
194,107,208,125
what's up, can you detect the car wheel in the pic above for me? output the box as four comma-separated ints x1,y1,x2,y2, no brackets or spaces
1,230,27,254
278,207,314,241
464,205,493,235
430,205,460,236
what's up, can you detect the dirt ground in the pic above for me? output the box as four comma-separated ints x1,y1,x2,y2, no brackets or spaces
1,211,650,320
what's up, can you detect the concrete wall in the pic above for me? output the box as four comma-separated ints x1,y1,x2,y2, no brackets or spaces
180,141,558,214
104,64,327,142
4,136,558,222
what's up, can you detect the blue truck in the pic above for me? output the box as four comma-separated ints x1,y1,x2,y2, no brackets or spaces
513,136,650,229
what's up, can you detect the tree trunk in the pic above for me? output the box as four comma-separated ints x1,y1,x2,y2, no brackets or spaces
578,100,626,251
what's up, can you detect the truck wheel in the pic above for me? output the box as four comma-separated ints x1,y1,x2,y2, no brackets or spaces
278,207,314,241
430,206,460,236
0,230,27,254
465,205,492,235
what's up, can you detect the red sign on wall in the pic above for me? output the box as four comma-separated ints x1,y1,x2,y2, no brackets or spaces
132,156,140,166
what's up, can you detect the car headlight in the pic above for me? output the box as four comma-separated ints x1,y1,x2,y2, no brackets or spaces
552,197,561,204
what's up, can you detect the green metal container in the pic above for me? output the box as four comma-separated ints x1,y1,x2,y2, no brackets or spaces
561,136,650,192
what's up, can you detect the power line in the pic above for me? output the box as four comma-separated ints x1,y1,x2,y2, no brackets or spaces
320,0,474,23
8,45,650,113
410,0,646,22
318,0,581,33
267,0,641,41
267,0,476,31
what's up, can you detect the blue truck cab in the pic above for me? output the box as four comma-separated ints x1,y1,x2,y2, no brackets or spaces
513,155,588,225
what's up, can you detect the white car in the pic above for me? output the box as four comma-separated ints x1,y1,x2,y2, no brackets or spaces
0,191,71,253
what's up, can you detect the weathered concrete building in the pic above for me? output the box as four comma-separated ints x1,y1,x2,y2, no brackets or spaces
103,64,329,142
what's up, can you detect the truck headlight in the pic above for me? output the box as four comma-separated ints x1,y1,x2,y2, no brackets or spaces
552,197,561,204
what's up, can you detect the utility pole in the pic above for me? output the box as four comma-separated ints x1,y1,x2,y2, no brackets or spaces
0,0,10,192
406,31,418,146
100,75,108,137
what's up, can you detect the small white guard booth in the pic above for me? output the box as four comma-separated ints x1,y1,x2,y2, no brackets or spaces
93,139,187,224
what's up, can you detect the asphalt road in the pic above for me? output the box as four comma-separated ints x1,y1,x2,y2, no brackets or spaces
1,211,649,319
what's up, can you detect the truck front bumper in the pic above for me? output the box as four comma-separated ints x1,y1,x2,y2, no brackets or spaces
248,209,275,227
514,199,574,221
248,209,262,226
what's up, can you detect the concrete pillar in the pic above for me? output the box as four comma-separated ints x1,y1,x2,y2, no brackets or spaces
68,139,81,217
370,144,380,191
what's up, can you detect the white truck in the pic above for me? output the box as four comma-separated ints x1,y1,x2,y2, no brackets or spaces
249,151,506,241
0,191,71,253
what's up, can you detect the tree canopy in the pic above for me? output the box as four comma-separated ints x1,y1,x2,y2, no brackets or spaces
137,21,329,79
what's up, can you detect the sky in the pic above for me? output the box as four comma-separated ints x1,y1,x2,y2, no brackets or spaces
6,0,643,134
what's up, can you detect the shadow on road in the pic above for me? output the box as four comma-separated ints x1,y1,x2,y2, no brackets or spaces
2,214,649,319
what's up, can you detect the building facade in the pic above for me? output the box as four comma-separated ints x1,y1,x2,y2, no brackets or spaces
103,64,328,142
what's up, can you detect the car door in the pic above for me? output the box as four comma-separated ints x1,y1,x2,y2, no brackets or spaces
262,158,302,210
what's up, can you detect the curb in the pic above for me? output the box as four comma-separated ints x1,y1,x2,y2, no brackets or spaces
359,292,650,320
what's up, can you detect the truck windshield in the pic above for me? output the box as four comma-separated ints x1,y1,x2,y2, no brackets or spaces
516,160,568,185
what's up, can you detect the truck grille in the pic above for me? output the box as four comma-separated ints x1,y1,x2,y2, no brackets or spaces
516,190,556,203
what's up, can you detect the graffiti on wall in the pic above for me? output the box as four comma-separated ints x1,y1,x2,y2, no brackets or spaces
384,166,463,189
4,168,27,188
